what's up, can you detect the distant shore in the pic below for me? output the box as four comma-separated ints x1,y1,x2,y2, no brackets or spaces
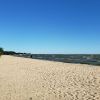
3,51,100,66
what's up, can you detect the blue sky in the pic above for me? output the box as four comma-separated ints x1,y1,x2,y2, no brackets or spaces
0,0,100,54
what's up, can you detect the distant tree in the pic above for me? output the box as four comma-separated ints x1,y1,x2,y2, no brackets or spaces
0,47,4,56
3,51,16,55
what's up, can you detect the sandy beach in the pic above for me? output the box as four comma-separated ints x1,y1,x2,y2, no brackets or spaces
0,55,100,100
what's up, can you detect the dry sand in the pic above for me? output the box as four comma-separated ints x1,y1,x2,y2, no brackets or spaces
0,55,100,100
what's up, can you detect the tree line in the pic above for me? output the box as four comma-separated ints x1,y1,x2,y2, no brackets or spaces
0,47,4,56
0,47,16,56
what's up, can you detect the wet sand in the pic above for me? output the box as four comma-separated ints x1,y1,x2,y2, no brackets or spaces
0,55,100,100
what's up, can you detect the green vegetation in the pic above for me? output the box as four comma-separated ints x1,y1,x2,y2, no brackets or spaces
0,47,4,56
4,51,16,55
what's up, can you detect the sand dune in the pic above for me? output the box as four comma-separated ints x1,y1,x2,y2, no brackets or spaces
0,55,100,100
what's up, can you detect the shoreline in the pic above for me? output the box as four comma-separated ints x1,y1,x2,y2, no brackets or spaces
10,54,100,66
